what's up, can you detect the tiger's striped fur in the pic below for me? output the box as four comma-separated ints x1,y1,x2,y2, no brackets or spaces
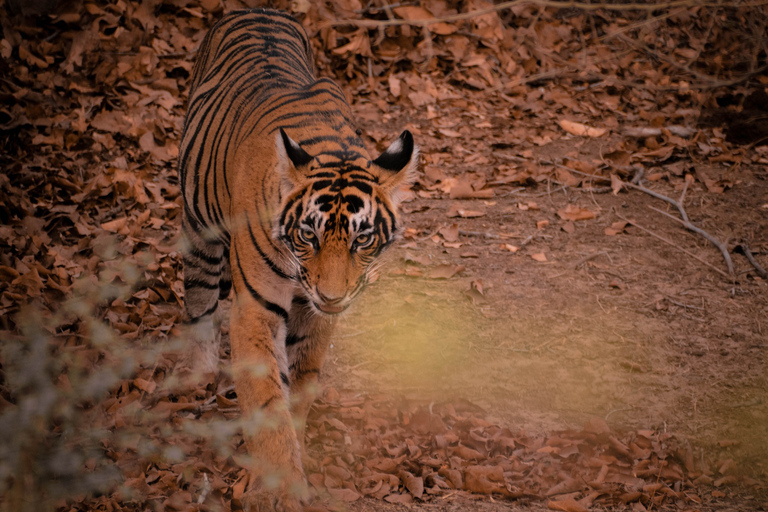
178,8,417,511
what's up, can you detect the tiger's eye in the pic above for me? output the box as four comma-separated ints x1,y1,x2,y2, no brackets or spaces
300,228,315,242
355,234,370,245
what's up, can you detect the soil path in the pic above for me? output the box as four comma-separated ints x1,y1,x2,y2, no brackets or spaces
305,99,768,511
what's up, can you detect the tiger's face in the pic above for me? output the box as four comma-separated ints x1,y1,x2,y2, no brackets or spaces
276,129,417,315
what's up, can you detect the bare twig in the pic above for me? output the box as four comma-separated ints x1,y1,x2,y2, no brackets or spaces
319,0,768,31
665,296,704,310
417,226,444,241
579,186,613,194
545,162,613,193
551,162,612,182
518,234,536,249
624,126,694,138
459,230,504,240
498,187,527,197
616,32,768,88
513,186,566,198
159,50,198,59
573,251,609,269
614,212,731,279
734,243,768,279
623,180,734,275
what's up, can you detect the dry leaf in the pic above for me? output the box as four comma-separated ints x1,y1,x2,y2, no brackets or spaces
557,205,596,222
439,223,459,242
384,493,413,504
558,119,607,137
611,174,623,195
328,488,361,502
399,470,424,499
548,498,590,512
555,167,580,187
464,465,507,494
605,221,629,236
447,203,485,218
449,180,494,199
531,253,548,262
101,217,128,232
427,264,465,279
404,252,432,266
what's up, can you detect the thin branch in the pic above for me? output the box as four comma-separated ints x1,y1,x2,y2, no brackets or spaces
665,296,704,310
318,0,768,30
623,181,734,275
614,212,731,279
551,162,612,182
158,50,198,59
734,243,768,279
616,32,768,88
459,230,502,240
573,251,609,269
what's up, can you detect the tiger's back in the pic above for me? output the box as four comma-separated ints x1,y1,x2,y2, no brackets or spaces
179,9,366,242
177,8,417,511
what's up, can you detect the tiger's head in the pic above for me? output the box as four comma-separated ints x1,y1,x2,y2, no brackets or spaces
274,128,417,315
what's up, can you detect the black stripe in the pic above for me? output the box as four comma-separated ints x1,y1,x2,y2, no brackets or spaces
195,265,222,278
187,301,219,323
308,171,337,179
247,218,291,280
186,246,222,266
349,181,373,195
280,372,290,387
219,278,232,300
286,334,305,346
299,134,347,148
234,252,289,322
184,277,219,290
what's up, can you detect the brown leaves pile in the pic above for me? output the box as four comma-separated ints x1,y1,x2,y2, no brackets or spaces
305,390,726,510
0,0,199,333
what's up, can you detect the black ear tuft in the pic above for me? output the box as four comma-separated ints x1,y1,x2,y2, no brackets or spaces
373,130,414,172
280,128,313,168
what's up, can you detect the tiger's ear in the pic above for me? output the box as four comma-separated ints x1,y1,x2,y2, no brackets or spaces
373,130,418,205
276,128,313,195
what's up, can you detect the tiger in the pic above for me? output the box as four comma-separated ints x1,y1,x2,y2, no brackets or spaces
177,8,417,511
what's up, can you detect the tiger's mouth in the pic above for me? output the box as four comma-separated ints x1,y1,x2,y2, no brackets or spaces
315,302,347,315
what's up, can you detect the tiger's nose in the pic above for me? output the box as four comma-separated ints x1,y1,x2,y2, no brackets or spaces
317,289,345,304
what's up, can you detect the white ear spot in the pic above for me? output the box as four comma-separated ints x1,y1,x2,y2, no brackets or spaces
373,130,414,172
385,137,403,155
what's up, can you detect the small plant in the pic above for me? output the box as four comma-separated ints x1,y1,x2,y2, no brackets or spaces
0,295,128,511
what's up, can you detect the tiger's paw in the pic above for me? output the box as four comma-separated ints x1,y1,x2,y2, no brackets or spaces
241,489,304,512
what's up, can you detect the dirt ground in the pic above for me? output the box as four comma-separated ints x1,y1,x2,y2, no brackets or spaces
311,100,768,510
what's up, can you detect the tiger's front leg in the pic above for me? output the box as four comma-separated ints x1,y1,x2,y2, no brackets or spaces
286,298,336,464
230,282,307,511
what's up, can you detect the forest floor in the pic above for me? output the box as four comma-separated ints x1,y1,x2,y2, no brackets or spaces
1,1,767,511
321,98,768,512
